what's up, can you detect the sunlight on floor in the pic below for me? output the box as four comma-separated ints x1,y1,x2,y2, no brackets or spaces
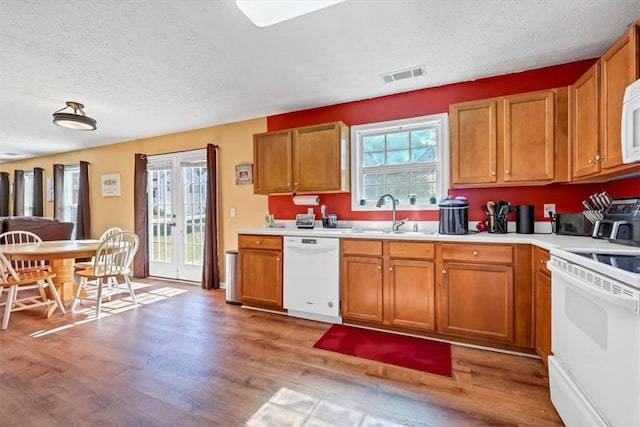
246,387,404,427
29,283,188,338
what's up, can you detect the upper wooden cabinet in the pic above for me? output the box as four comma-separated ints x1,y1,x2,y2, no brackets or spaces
253,121,350,195
450,88,568,187
571,23,640,180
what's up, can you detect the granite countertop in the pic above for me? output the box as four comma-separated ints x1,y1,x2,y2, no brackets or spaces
236,224,631,252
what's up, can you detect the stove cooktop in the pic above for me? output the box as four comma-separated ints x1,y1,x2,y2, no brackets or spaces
572,252,640,274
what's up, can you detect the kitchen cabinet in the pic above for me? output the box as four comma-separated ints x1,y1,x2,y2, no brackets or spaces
533,247,551,367
387,241,436,331
437,243,533,348
450,88,569,187
341,239,384,322
253,121,350,195
238,234,283,310
341,239,436,332
571,23,640,180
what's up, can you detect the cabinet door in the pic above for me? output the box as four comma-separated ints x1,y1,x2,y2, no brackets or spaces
388,259,435,332
293,122,348,192
439,262,514,342
239,249,282,309
450,100,497,185
341,256,383,323
535,270,552,367
600,25,639,171
571,63,600,179
503,91,555,182
253,130,292,194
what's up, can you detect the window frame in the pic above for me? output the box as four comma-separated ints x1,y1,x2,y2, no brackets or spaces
350,113,449,211
62,164,80,239
23,170,34,216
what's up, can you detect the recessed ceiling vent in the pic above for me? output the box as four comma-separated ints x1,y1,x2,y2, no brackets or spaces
380,65,426,84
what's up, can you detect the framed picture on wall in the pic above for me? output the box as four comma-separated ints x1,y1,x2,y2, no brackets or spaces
235,163,253,185
101,173,121,197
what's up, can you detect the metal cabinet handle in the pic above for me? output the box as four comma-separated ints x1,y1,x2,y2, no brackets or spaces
442,269,447,274
377,265,382,270
491,171,496,176
256,240,261,245
505,170,510,175
588,159,594,164
389,267,393,271
595,154,601,161
472,250,479,256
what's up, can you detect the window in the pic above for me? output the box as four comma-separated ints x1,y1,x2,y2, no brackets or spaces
62,165,80,239
23,171,34,215
350,113,449,210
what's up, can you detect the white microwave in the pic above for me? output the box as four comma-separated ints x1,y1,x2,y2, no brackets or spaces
622,78,640,163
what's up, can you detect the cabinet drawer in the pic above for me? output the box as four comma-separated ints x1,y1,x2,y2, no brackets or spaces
238,235,282,250
389,241,435,260
342,239,382,256
442,243,513,264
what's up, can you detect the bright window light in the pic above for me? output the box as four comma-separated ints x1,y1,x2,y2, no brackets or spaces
236,0,345,27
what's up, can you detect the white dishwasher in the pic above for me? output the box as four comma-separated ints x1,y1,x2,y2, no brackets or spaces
283,236,341,324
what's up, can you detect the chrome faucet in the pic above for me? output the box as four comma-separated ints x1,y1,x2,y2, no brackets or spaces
376,194,408,231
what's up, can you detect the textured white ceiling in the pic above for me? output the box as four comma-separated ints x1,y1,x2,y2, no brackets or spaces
1,0,639,162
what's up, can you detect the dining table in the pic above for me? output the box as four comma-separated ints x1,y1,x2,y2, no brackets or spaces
0,239,102,303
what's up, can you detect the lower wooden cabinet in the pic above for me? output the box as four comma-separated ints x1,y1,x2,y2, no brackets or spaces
388,258,435,331
341,239,436,332
439,262,514,342
341,255,383,322
534,247,552,366
238,235,283,310
437,243,533,348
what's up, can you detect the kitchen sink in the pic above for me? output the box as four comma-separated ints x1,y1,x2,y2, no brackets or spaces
342,228,436,235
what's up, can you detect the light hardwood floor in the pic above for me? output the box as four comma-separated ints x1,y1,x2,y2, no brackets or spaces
0,279,563,426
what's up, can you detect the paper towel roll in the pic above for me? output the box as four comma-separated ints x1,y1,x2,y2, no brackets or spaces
292,195,320,206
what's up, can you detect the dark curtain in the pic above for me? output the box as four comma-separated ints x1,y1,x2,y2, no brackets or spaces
75,161,91,239
13,170,24,216
133,153,149,278
33,167,44,217
0,172,9,216
202,144,220,290
53,164,65,219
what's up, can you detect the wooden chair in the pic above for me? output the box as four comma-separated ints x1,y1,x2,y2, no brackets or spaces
75,227,123,270
0,231,49,273
0,252,66,330
72,231,139,317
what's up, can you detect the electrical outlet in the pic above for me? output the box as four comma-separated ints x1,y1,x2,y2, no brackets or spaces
230,208,236,218
543,203,556,218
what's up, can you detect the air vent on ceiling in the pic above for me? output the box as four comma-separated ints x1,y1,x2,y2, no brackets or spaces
380,65,426,84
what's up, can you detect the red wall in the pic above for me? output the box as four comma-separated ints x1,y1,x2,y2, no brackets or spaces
266,59,640,222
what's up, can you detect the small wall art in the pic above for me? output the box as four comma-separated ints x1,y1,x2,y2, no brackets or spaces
101,173,121,197
235,163,253,185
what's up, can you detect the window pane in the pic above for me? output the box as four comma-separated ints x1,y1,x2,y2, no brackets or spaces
387,150,410,165
363,151,385,167
411,128,437,147
386,171,409,185
362,135,385,151
387,132,409,150
363,185,385,200
411,147,437,162
363,173,385,185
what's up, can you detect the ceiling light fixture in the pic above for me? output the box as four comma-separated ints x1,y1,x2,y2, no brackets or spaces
235,0,345,27
52,101,97,131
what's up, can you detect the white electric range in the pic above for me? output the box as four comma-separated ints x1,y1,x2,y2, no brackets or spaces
547,246,640,427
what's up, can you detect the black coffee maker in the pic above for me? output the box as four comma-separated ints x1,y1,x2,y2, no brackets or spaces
439,197,468,234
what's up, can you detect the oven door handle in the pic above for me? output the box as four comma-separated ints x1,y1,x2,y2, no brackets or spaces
548,263,639,314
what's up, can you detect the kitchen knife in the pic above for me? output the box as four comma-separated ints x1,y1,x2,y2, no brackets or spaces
582,200,594,211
